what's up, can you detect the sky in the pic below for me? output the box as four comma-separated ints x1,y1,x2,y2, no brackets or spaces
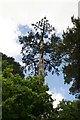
0,0,79,107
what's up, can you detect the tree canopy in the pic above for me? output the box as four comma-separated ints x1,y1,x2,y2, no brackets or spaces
60,16,80,98
2,67,54,120
2,53,24,78
55,99,80,120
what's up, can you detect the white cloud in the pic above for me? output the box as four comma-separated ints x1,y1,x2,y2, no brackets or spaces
52,93,64,108
0,17,22,57
47,91,64,108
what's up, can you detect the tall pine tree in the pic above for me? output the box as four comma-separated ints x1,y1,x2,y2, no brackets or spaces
19,17,62,82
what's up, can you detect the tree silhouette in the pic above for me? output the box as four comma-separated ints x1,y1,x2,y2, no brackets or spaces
19,17,62,79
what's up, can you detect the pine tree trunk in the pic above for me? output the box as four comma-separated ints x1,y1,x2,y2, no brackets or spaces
38,40,44,76
38,24,45,85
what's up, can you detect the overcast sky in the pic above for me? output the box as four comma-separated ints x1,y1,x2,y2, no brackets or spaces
0,0,78,56
0,0,79,106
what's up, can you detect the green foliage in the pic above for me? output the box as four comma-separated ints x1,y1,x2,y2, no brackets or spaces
55,99,80,120
61,16,80,98
2,53,80,120
2,66,54,119
2,53,24,78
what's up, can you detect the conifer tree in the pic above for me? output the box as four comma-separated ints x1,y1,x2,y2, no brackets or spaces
19,17,62,80
61,16,80,98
